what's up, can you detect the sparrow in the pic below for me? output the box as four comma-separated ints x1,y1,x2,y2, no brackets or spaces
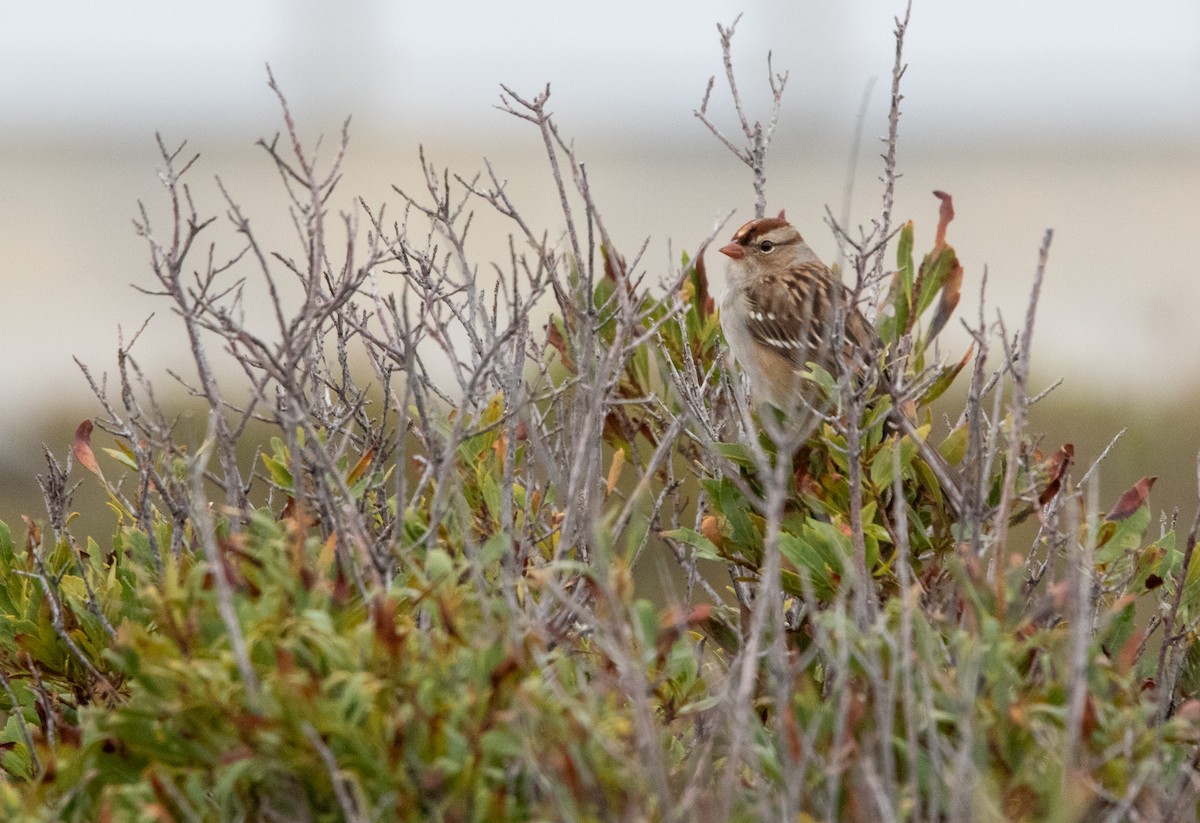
718,212,966,516
719,212,877,430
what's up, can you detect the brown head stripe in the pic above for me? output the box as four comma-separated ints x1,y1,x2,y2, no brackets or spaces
733,217,792,244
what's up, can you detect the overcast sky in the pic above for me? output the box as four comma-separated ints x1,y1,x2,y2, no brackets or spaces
4,1,1198,145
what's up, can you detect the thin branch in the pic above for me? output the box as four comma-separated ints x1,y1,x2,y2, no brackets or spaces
866,0,912,305
695,15,789,217
989,229,1053,618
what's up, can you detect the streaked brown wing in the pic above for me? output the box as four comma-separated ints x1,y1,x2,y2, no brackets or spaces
741,263,878,376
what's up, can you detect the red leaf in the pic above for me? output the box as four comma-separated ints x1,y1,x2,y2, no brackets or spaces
603,246,626,283
1080,694,1099,740
545,320,575,372
1115,629,1146,676
783,703,803,761
659,603,712,633
926,191,962,340
933,190,955,250
1106,476,1156,521
372,596,403,660
21,516,41,550
656,604,714,660
1037,443,1075,507
73,420,105,480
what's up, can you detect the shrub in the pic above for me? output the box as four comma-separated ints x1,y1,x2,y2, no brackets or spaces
2,12,1199,823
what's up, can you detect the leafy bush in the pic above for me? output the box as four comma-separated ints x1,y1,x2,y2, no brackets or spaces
2,14,1199,823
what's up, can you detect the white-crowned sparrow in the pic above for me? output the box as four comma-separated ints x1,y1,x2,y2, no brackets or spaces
719,213,876,431
719,212,966,515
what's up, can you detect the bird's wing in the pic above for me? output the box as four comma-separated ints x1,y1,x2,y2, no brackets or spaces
741,263,877,375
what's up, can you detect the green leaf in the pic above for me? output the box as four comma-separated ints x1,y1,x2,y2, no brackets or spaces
480,728,524,760
1130,541,1169,594
869,433,919,490
424,548,454,583
123,528,157,570
1096,504,1152,565
481,532,511,566
917,348,973,407
101,446,139,472
938,426,969,466
702,478,762,559
260,451,294,491
659,528,722,562
0,521,14,569
878,221,915,345
1102,600,1137,667
778,520,854,600
897,220,915,301
1179,542,1200,616
914,246,957,320
678,694,723,716
0,715,32,780
632,599,658,657
477,467,502,523
710,441,757,469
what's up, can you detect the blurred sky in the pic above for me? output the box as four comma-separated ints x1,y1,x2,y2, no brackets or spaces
1,1,1199,492
5,1,1198,142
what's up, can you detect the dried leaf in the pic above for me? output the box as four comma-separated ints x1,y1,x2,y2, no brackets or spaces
1003,785,1039,820
933,190,954,249
1115,629,1147,676
782,701,803,761
605,447,626,496
603,245,626,283
345,447,375,486
1174,699,1200,723
656,604,712,655
317,533,338,575
1080,694,1099,741
700,515,724,549
21,516,41,550
372,596,403,660
437,594,461,641
910,202,962,343
1107,476,1157,521
74,420,105,481
545,320,575,372
1037,443,1075,507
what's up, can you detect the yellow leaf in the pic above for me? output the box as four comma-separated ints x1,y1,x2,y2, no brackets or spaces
606,447,626,496
318,533,337,574
345,447,375,485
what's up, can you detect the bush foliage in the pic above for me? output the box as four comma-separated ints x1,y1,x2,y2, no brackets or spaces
3,17,1200,823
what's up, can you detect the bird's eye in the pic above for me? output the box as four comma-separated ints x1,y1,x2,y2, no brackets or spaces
758,240,775,253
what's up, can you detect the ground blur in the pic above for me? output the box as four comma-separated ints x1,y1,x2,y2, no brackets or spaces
2,132,1197,537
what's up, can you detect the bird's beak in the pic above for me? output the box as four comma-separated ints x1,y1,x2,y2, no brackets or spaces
718,242,744,260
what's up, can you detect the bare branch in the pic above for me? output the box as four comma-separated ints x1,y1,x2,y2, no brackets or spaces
695,15,789,217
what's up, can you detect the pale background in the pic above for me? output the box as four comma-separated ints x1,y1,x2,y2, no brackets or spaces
2,1,1198,523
